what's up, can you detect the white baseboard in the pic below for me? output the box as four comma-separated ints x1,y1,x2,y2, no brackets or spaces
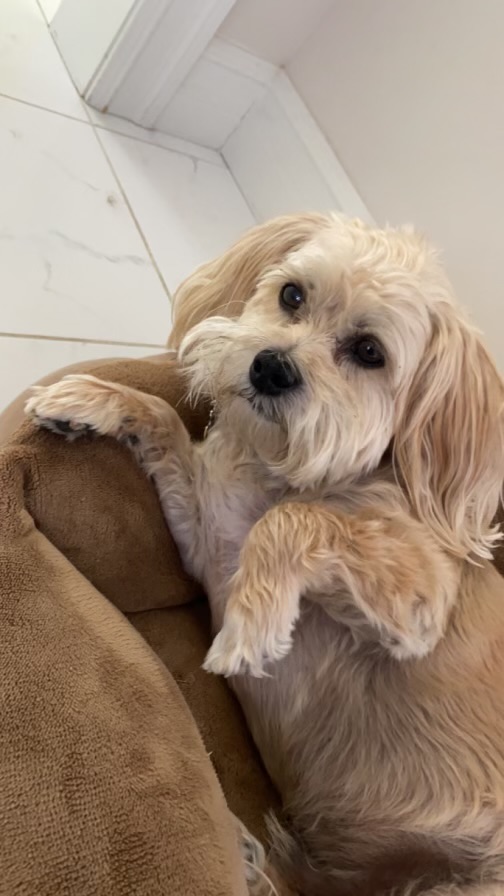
223,70,373,223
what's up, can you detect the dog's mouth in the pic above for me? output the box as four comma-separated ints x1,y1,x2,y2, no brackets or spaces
236,388,284,424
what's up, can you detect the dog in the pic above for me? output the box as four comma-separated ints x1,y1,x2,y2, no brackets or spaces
26,213,504,896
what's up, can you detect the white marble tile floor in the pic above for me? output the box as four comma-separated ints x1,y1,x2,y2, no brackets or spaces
0,0,256,412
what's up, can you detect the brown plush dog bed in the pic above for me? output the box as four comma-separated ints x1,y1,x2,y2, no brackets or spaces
0,355,277,896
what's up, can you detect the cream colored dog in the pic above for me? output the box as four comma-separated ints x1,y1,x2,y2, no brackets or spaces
26,214,504,896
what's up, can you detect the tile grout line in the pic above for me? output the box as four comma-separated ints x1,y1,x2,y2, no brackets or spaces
34,0,51,25
0,89,223,164
0,331,169,350
0,90,88,127
92,121,224,167
89,120,175,311
218,150,259,225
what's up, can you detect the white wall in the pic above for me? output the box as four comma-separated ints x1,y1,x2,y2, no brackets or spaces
288,0,504,365
219,0,334,65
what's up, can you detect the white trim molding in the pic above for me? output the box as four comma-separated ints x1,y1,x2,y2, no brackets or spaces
51,0,237,122
222,71,374,223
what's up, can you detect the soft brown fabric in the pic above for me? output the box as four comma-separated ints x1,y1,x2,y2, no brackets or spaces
0,356,277,895
132,604,278,838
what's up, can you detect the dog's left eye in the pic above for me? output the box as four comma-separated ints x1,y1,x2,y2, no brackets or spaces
350,337,385,368
280,283,304,312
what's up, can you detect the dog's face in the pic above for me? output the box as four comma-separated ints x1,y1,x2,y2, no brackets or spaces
181,220,443,485
180,216,503,559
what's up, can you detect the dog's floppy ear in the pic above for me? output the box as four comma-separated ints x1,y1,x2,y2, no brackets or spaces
394,307,504,559
168,213,328,347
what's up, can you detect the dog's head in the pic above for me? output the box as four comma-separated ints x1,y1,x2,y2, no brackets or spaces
175,214,504,560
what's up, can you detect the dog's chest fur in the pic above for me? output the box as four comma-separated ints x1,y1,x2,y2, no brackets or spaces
192,428,400,807
193,428,389,754
193,429,284,622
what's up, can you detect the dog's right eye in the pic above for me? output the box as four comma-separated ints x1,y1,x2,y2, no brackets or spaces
279,283,304,312
350,336,385,369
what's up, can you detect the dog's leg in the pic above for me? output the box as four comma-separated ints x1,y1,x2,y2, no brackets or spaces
25,375,203,575
204,502,458,676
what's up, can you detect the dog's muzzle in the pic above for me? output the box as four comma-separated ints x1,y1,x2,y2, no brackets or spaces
249,349,302,396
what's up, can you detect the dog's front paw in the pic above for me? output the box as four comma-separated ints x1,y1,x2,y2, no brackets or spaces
25,375,121,440
203,585,298,678
204,612,271,678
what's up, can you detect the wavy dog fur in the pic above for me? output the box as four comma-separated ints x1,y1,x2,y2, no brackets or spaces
27,214,504,896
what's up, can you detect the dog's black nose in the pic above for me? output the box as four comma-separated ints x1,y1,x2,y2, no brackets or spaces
249,350,301,396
